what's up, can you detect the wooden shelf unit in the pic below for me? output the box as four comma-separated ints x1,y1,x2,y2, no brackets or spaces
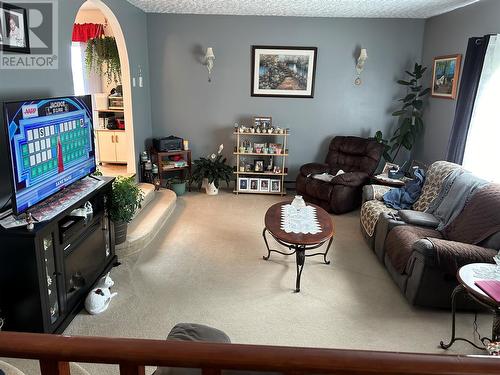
150,148,192,187
233,130,289,196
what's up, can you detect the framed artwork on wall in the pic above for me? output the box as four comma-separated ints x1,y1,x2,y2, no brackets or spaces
431,54,462,99
0,2,30,54
251,46,317,98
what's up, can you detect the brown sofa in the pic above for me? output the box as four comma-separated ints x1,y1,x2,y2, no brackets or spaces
360,161,500,308
296,136,384,214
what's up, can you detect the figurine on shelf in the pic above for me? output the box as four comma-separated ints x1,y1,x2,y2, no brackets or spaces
26,212,34,231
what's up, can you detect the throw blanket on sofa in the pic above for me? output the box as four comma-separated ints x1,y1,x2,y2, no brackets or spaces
428,238,496,275
443,183,500,244
425,169,487,231
383,168,425,210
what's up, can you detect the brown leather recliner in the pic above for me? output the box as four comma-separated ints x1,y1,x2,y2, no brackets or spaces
296,136,384,214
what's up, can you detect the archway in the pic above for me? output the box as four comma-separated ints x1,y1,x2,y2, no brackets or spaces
71,0,136,176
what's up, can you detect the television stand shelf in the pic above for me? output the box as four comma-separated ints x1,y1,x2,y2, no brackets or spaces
0,177,116,333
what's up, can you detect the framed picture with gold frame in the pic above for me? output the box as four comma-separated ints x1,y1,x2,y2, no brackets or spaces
431,54,462,99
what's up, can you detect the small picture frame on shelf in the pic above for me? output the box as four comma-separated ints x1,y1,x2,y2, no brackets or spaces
254,159,265,172
249,178,259,191
253,116,272,128
238,177,249,191
259,179,270,192
270,179,281,193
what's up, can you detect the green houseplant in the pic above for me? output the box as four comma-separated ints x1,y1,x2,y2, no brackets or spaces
166,177,187,196
110,176,143,245
85,36,122,84
191,144,233,195
376,63,430,163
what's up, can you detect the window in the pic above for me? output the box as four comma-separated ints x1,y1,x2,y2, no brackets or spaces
462,35,500,182
71,42,86,96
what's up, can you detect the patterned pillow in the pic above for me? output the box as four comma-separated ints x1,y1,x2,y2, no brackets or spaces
412,161,462,212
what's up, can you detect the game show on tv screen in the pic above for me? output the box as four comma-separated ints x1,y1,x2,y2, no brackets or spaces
3,95,96,215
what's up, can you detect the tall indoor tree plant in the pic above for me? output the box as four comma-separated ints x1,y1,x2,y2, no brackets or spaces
191,144,233,195
376,63,430,163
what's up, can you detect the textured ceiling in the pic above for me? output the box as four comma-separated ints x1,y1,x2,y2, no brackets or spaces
125,0,481,18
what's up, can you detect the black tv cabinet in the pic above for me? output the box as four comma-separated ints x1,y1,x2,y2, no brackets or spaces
0,177,117,333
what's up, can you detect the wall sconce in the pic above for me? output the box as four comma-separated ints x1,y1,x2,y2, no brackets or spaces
355,48,368,85
204,47,215,82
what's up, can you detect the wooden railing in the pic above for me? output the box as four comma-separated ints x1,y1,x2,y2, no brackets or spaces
0,332,498,375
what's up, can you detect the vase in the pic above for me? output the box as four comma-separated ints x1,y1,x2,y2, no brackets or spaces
171,182,186,196
291,195,306,211
206,181,219,195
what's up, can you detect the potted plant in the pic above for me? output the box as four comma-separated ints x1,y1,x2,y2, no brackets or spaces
109,176,143,245
191,144,233,195
375,62,430,163
85,36,121,84
166,177,187,196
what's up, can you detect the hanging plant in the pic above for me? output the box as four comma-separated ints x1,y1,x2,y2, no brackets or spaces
85,36,121,85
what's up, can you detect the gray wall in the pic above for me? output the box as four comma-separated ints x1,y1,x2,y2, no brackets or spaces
147,14,425,178
416,0,500,164
0,0,152,207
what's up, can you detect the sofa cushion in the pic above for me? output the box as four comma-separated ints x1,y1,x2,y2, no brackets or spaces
412,161,462,212
360,200,397,237
303,178,334,201
385,225,442,274
443,183,500,244
326,136,383,175
398,210,440,228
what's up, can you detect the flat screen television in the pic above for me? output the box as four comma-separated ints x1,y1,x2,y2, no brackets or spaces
3,95,96,215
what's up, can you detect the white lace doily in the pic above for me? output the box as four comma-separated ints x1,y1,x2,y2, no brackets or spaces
473,264,500,281
280,204,322,234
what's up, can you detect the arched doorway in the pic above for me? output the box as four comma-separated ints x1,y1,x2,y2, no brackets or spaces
71,0,136,176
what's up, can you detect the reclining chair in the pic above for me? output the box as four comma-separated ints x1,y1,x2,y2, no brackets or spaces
296,136,384,214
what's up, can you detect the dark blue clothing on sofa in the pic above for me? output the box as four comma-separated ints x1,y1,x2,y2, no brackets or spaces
383,168,426,210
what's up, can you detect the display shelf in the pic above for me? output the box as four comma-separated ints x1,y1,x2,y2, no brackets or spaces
233,132,288,136
233,171,287,176
233,126,288,196
233,189,287,195
233,152,288,156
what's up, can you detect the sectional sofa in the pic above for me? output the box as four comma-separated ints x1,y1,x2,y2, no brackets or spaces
360,161,500,308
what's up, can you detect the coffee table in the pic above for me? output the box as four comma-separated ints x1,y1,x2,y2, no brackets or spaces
440,263,500,351
262,202,334,292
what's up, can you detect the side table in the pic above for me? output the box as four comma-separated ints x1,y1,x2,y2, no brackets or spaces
440,263,500,351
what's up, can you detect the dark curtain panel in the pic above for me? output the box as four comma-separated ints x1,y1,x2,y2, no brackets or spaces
446,35,490,164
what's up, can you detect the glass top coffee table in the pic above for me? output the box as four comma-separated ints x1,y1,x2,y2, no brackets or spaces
262,201,335,292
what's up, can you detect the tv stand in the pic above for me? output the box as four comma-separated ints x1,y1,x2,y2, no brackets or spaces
0,177,116,333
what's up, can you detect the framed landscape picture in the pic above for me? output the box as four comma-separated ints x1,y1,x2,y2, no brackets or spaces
251,46,317,98
0,2,30,54
431,54,462,99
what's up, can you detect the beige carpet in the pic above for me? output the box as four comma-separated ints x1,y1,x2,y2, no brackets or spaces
5,190,491,374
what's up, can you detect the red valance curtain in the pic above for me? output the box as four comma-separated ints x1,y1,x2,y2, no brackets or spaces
72,23,104,43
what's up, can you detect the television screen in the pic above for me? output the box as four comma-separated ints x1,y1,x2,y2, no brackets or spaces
3,95,96,215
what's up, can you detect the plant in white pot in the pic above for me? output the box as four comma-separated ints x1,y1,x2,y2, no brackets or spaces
110,176,144,245
191,144,233,195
